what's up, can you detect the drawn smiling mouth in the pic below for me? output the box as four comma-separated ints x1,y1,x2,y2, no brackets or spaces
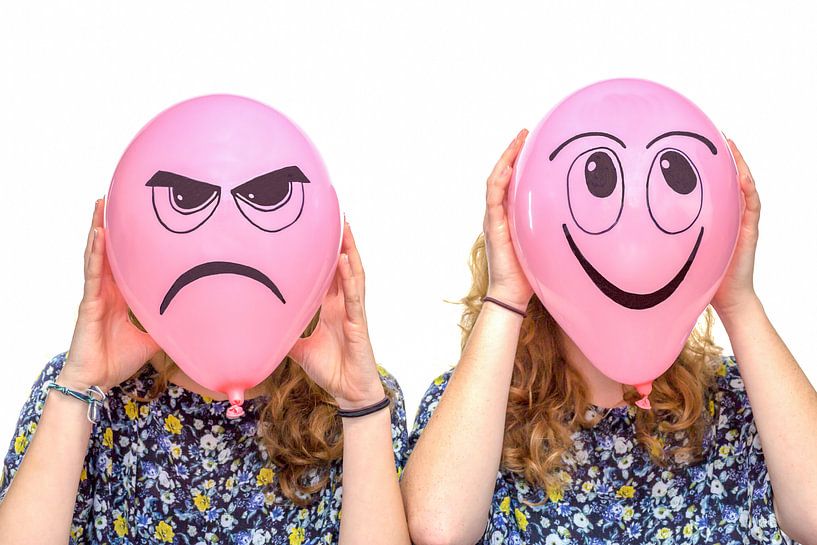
160,261,285,315
562,224,704,310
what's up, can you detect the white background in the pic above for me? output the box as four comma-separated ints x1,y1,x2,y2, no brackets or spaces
0,2,815,445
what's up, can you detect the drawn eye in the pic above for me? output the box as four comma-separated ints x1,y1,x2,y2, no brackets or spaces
145,171,221,233
647,148,703,234
566,147,624,235
231,166,310,232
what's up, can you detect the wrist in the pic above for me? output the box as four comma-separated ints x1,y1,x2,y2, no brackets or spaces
334,382,386,411
485,287,531,312
714,291,763,327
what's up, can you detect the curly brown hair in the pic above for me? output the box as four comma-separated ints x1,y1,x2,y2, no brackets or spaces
124,307,395,506
459,233,724,500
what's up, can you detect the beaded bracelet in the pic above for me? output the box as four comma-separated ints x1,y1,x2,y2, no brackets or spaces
336,396,390,418
43,381,107,423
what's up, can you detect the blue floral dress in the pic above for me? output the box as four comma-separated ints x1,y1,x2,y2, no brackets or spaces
406,355,797,545
0,351,408,545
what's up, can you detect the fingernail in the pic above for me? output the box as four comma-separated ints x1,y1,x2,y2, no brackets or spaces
93,228,98,240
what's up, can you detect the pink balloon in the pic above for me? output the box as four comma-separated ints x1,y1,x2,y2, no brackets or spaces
104,94,342,418
508,79,741,409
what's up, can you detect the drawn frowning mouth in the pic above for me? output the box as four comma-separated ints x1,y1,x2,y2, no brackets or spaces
160,261,285,315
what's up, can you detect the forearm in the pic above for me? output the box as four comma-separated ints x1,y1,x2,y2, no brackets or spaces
720,295,817,542
338,408,409,545
0,391,92,545
401,304,522,545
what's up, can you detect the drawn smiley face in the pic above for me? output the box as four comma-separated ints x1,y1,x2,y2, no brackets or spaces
551,130,718,309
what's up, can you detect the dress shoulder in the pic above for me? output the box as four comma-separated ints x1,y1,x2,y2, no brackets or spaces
405,366,455,460
374,364,409,475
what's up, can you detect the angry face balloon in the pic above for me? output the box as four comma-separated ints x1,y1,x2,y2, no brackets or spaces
104,94,342,418
508,79,741,408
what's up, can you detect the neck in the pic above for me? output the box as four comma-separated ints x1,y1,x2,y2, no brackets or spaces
148,352,268,401
558,330,627,409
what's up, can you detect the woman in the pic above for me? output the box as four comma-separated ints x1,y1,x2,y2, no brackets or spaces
0,197,411,544
401,130,817,544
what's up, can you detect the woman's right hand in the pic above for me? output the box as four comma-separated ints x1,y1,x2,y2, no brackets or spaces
483,129,533,310
58,197,160,392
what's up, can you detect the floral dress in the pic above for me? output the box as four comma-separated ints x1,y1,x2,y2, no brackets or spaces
0,351,408,545
406,355,797,545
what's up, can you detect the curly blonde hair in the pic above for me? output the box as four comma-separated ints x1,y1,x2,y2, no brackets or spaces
459,233,724,498
125,308,393,506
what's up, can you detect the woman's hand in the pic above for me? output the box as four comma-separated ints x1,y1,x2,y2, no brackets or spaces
711,138,762,320
288,221,385,410
484,129,534,310
59,197,161,392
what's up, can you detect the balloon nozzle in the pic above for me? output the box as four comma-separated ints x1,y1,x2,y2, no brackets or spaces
634,382,653,410
225,389,245,419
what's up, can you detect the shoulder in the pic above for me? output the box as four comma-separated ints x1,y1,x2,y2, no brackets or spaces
405,366,455,446
711,353,751,419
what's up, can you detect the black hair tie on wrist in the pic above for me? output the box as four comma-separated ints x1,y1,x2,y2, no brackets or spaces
482,296,528,318
336,396,390,418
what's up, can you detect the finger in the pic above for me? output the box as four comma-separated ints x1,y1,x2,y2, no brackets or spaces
728,139,761,215
338,253,365,323
727,139,755,186
83,227,105,300
487,128,528,183
341,221,365,287
486,129,528,217
84,199,102,268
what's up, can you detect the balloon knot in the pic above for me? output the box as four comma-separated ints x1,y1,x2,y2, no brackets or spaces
226,402,245,419
635,396,652,410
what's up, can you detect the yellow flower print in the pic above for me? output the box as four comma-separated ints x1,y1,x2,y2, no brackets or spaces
226,477,235,490
114,515,128,537
164,414,182,435
546,483,563,503
581,481,594,493
103,427,114,448
289,527,305,545
719,445,732,457
140,405,150,417
201,395,213,404
514,508,528,531
298,508,308,520
616,485,635,499
433,374,445,386
27,422,37,433
14,434,28,454
154,520,175,542
170,444,181,458
376,364,388,377
317,499,325,514
716,362,727,377
124,400,138,420
80,466,87,481
499,496,511,514
257,467,275,486
657,527,671,539
193,492,210,512
683,523,694,537
708,399,715,416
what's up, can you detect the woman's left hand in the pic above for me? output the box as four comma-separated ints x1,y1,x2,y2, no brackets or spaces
711,138,762,319
288,220,385,410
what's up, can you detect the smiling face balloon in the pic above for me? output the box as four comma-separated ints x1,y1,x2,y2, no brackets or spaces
508,79,741,408
104,94,342,418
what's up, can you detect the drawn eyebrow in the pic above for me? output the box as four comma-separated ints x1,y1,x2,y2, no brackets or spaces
145,170,220,190
549,132,626,161
231,165,311,194
645,131,717,155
